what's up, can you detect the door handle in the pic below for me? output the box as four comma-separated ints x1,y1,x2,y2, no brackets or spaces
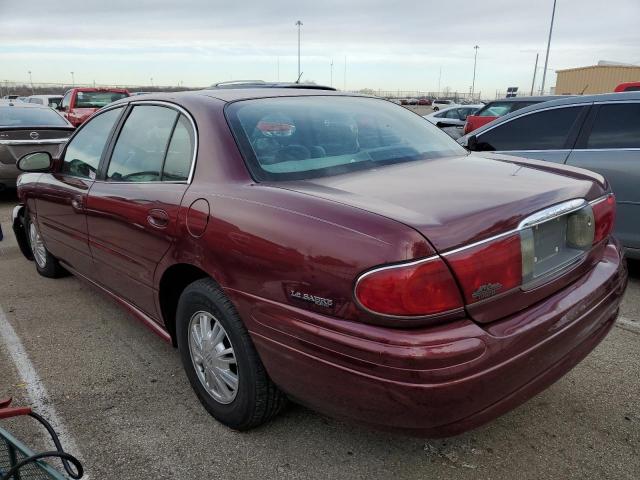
147,209,169,228
71,196,84,212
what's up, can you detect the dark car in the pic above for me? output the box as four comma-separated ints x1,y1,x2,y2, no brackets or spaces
0,100,74,190
458,91,640,259
463,96,569,134
12,89,627,437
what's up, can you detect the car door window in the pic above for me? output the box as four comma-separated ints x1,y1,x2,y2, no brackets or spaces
162,115,195,181
61,93,71,110
476,106,583,151
107,105,178,182
585,103,640,149
29,98,43,105
444,109,460,119
62,107,123,179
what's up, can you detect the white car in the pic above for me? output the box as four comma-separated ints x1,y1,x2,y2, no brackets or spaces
431,99,461,111
423,104,484,127
26,94,64,109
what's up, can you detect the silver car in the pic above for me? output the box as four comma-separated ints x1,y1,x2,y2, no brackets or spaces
458,92,640,259
0,100,73,190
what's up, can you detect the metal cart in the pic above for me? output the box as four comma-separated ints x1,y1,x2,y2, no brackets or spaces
0,398,83,480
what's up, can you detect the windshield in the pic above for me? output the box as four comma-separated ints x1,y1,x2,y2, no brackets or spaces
226,96,466,181
75,91,128,108
0,106,69,126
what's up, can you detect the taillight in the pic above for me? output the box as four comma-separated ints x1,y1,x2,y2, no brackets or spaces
463,120,472,134
592,194,616,244
354,257,463,317
446,234,522,303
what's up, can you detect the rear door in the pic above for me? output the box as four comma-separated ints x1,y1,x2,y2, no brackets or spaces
566,101,640,253
86,102,196,316
473,104,590,163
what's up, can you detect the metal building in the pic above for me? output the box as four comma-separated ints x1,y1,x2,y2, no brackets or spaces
555,62,640,95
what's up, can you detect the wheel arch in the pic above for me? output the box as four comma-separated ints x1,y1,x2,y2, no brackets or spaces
157,263,212,346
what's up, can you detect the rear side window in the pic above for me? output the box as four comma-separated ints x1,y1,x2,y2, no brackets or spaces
107,105,178,182
28,98,43,105
623,86,640,92
162,115,195,181
476,106,583,151
62,107,123,179
586,103,640,149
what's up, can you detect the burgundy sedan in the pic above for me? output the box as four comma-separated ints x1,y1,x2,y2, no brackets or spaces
12,89,627,436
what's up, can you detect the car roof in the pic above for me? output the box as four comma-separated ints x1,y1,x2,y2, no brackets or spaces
460,91,640,141
211,80,336,91
108,88,362,106
28,94,62,98
426,104,483,116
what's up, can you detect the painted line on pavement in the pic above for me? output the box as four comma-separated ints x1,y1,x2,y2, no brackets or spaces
0,304,90,479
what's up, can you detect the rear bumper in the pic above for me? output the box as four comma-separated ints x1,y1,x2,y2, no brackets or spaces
228,240,628,437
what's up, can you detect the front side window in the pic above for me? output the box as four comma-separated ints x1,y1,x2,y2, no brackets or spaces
107,105,178,182
586,103,640,149
62,107,123,178
476,106,583,151
226,96,466,181
61,93,71,110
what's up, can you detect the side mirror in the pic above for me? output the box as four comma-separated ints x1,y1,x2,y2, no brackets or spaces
466,134,478,151
17,152,52,172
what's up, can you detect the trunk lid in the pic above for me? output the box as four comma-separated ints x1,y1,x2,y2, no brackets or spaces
0,128,72,165
275,153,608,323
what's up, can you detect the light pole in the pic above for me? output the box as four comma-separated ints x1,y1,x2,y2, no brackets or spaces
150,77,154,88
471,45,479,99
28,70,34,94
330,59,334,87
295,20,303,81
540,0,557,95
70,71,75,87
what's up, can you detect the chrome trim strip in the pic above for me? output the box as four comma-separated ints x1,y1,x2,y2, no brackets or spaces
574,147,640,152
517,198,587,229
0,138,69,145
441,229,519,257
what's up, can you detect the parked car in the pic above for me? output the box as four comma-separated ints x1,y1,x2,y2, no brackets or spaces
13,89,626,437
58,88,130,127
614,82,640,92
458,91,640,259
431,99,459,111
0,100,73,190
463,96,568,135
423,104,484,128
27,95,63,109
2,95,20,100
417,98,432,106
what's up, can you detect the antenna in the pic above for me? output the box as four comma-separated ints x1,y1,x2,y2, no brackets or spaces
296,71,304,84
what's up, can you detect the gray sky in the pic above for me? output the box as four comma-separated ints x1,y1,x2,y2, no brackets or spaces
1,0,639,94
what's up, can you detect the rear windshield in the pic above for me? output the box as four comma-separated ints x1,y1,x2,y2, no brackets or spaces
477,101,538,117
0,106,69,127
75,91,128,108
226,96,466,181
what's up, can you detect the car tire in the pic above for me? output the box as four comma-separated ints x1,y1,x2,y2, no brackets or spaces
176,278,287,430
25,214,66,278
433,107,439,111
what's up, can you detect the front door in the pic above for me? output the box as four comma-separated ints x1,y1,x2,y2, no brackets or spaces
34,106,125,275
86,104,196,316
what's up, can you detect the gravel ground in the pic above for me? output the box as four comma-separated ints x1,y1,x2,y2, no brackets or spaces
0,191,638,480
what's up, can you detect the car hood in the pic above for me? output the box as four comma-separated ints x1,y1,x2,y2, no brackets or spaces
276,153,607,252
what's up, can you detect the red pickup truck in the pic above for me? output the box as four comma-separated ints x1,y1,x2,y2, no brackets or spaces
58,88,129,127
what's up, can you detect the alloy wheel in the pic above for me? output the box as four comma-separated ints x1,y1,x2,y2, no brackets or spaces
29,222,47,269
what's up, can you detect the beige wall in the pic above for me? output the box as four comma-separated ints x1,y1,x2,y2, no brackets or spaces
555,66,640,95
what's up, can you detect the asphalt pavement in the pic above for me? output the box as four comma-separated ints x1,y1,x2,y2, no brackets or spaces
0,191,638,480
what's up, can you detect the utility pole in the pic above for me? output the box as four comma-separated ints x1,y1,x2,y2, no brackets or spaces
540,0,557,95
530,53,539,95
330,59,334,87
277,56,280,81
471,45,479,99
70,71,75,87
28,70,34,94
295,20,303,80
438,66,442,95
